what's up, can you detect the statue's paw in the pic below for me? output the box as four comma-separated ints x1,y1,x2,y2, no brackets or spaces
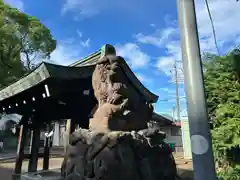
123,110,131,115
121,98,129,108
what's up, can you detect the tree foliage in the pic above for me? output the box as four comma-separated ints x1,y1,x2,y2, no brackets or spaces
203,50,240,179
0,0,56,89
0,0,56,136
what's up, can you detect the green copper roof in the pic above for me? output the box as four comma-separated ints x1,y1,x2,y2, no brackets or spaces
69,50,101,67
0,63,94,101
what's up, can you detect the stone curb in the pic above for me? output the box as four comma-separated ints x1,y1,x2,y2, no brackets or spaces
0,153,64,162
0,156,16,162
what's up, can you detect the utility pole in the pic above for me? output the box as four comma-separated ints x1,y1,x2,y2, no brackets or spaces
174,59,181,122
177,0,217,179
169,60,183,122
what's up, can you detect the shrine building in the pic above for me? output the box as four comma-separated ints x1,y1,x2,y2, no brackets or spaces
0,44,174,179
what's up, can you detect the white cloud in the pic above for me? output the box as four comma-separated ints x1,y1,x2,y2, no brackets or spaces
76,30,91,48
160,88,170,92
80,38,90,48
135,73,154,86
157,86,186,106
49,43,82,65
156,57,174,75
134,0,240,79
4,0,24,11
134,27,177,48
116,43,150,69
62,0,102,17
49,32,91,65
77,30,82,38
150,24,156,27
160,87,175,94
135,28,184,80
196,0,240,45
43,30,91,65
136,74,145,82
156,56,184,83
61,0,154,20
31,30,90,65
49,35,91,65
61,0,122,18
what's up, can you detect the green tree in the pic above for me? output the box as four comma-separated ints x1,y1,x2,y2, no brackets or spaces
0,0,56,83
0,3,25,88
203,50,240,179
0,0,56,132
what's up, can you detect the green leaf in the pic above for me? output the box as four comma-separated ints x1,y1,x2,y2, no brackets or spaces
0,0,56,88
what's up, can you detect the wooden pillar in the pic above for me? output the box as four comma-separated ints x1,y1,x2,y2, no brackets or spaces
28,125,40,172
43,124,50,170
13,124,27,180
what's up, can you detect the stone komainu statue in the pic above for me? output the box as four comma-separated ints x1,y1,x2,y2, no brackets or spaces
90,48,153,132
61,45,177,180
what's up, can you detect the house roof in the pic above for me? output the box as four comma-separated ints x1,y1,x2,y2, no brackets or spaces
150,112,181,126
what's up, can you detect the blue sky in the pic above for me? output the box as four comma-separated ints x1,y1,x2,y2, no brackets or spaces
4,0,240,118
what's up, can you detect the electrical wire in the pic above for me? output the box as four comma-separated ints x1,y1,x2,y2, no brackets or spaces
204,0,220,56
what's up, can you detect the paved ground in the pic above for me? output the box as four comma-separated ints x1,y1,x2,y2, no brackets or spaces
0,158,63,180
0,153,193,180
0,147,64,180
174,153,193,180
174,152,193,170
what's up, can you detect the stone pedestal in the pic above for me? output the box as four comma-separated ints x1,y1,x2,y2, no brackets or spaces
61,128,177,180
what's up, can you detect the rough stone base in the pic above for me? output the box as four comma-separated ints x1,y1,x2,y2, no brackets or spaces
61,128,177,180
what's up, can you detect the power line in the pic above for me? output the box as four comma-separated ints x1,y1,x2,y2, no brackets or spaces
204,0,220,55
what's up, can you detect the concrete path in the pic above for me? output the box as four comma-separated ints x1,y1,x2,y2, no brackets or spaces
0,158,63,180
0,147,64,180
0,166,14,180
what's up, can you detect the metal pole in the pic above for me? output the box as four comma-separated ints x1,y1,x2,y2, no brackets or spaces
176,0,217,179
